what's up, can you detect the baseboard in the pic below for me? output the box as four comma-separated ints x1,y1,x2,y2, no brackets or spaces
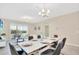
66,43,79,47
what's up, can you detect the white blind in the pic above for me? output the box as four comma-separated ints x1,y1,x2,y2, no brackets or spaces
10,24,16,30
17,25,28,31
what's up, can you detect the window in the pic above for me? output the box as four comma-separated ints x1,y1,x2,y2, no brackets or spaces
17,25,28,38
18,25,28,31
10,24,16,30
10,24,17,34
17,25,28,33
10,23,28,39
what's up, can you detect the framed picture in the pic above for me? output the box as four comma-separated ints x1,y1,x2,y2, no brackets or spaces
34,27,37,30
38,26,40,30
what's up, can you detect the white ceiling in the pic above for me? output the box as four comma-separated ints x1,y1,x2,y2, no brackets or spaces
0,3,79,23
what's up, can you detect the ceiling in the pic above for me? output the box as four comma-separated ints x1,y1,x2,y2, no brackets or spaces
0,3,79,23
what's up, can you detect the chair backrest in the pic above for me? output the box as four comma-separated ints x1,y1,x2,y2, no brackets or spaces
37,35,41,39
54,35,58,38
9,43,18,55
61,38,66,49
51,41,58,48
28,36,33,40
53,42,63,55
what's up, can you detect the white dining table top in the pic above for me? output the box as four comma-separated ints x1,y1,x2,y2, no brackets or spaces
18,38,59,54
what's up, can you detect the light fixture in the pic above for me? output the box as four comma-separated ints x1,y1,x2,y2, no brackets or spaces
38,8,50,17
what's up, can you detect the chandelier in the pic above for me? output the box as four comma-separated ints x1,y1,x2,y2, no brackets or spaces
38,8,50,17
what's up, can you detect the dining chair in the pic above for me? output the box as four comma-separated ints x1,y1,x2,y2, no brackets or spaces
28,36,33,40
50,35,58,48
9,43,19,55
54,35,58,38
51,41,58,48
61,38,66,49
41,41,63,55
59,37,66,55
37,35,41,39
9,43,27,55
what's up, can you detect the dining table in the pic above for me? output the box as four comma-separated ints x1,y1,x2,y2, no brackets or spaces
18,38,59,55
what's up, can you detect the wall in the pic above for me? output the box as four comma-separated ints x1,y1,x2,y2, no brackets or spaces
31,11,79,46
